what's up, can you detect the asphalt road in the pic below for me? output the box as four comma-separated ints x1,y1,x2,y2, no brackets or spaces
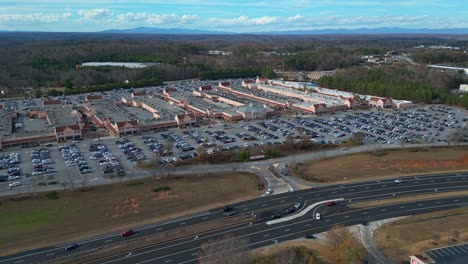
87,195,468,264
1,171,467,264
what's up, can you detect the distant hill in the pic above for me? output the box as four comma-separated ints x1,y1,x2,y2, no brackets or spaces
100,27,231,35
259,27,468,35
99,27,468,35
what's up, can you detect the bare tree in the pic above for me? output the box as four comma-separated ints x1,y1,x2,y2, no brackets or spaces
323,225,366,264
198,234,251,264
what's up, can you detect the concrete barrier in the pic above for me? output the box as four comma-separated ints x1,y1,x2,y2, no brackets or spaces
266,198,345,225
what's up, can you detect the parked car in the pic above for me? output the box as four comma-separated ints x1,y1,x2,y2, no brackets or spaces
315,213,321,220
305,234,315,239
8,181,21,188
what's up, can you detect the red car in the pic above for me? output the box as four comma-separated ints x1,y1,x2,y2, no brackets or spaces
120,229,135,237
327,201,336,207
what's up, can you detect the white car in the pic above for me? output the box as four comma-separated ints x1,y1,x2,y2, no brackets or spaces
315,213,321,220
8,181,21,188
294,202,301,208
266,189,273,195
394,179,403,184
8,175,20,180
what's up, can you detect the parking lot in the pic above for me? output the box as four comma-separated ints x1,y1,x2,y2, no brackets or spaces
426,243,468,264
0,103,466,193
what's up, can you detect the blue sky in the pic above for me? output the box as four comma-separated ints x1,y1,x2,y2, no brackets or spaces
0,0,467,32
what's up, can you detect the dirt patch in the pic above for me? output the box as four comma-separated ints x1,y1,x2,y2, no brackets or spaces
374,208,468,263
293,147,468,183
253,240,331,264
0,172,260,256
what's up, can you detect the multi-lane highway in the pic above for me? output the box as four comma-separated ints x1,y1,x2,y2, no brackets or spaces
92,195,468,264
1,172,467,264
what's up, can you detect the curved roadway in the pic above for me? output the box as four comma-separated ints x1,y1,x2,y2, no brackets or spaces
1,171,467,264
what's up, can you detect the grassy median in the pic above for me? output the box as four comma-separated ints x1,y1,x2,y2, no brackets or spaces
374,208,468,263
292,147,468,183
0,172,260,256
350,191,468,208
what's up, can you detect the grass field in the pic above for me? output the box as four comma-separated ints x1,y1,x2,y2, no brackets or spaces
252,240,330,264
350,191,468,208
293,147,468,183
0,172,260,256
374,208,468,263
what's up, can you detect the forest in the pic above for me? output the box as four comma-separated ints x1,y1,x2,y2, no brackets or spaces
317,66,468,108
0,32,467,108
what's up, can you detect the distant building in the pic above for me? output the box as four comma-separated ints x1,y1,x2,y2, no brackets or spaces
236,104,268,120
175,113,197,127
85,95,103,102
459,84,468,93
54,124,82,142
368,97,394,109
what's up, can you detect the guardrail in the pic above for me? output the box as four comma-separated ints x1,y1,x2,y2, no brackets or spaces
266,198,345,225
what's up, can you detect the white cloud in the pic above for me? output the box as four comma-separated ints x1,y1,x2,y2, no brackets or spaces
287,14,304,22
117,13,199,25
209,15,279,26
77,9,113,20
0,13,72,24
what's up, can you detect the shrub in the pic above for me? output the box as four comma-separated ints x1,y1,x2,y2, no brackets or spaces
46,191,59,200
152,186,171,192
127,181,145,186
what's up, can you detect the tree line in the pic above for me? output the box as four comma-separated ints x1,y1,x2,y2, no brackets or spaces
318,66,468,108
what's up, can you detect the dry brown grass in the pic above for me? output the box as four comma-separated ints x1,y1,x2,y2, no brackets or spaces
253,240,331,264
0,172,260,256
374,208,468,263
350,190,468,208
294,147,468,183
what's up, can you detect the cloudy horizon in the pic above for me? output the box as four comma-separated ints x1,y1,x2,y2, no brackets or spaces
0,0,467,32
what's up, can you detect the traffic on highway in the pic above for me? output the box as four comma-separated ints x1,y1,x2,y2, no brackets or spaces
1,171,467,264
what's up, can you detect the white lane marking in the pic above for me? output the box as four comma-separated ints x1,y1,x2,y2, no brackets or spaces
365,186,371,189
164,260,172,263
344,215,350,218
450,246,462,254
191,253,198,256
417,204,424,206
382,185,387,187
400,206,405,209
362,212,368,215
349,189,355,191
431,250,444,257
263,234,269,237
242,208,248,211
179,222,186,225
315,194,321,196
105,239,112,242
444,247,457,255
331,191,337,194
280,200,285,203
305,224,311,227
436,202,441,204
46,253,55,256
325,220,331,222
284,229,290,232
380,209,387,211
453,199,459,202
